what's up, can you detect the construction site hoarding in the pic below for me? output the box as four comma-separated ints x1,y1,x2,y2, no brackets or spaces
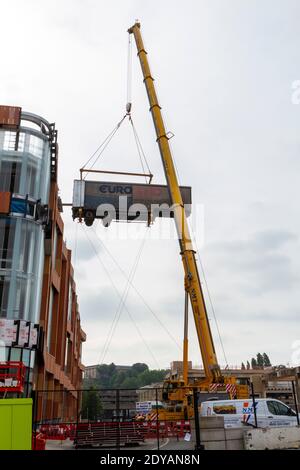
72,179,192,225
0,398,32,450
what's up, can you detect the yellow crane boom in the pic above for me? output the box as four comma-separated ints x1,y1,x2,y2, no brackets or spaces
128,22,223,386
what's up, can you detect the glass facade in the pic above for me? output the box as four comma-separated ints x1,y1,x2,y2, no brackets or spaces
0,217,44,322
0,125,51,323
0,129,50,202
0,113,52,397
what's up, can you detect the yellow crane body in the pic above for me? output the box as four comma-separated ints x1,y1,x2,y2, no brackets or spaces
128,23,248,417
128,22,221,384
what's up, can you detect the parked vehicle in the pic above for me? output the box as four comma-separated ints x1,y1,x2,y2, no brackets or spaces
200,398,299,428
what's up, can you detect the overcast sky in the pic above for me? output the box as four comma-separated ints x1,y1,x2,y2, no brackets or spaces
2,0,300,369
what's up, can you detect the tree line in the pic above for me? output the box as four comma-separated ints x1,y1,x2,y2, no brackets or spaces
84,362,168,389
81,362,168,421
241,352,271,370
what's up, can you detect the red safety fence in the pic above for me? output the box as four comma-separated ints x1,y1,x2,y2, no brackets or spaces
39,424,76,440
32,432,46,450
0,361,26,393
138,420,191,439
36,420,191,445
75,421,144,448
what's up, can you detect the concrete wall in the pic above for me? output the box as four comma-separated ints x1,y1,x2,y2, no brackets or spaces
191,416,244,450
244,426,300,450
192,414,300,450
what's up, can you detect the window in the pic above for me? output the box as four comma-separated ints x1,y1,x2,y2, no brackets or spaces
64,334,72,375
0,218,44,322
0,160,22,193
29,135,43,159
0,342,6,361
267,401,292,416
10,347,21,361
0,130,50,203
47,288,54,351
17,133,25,152
0,276,10,318
26,163,38,197
52,226,57,268
0,218,16,270
55,229,62,275
67,283,72,322
13,278,28,319
1,131,25,152
21,348,30,367
3,131,17,151
64,335,69,369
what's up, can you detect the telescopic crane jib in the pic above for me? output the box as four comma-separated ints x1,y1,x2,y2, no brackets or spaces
128,22,248,401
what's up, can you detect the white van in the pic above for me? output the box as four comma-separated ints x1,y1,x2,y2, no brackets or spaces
200,398,300,428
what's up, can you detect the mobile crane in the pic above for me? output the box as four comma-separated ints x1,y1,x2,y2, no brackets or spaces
128,22,248,419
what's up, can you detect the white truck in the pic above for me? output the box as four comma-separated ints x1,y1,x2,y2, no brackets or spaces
200,398,300,428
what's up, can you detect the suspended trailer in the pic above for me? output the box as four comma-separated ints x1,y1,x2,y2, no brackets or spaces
72,178,192,226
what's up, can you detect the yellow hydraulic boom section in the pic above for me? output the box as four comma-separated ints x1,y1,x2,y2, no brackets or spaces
128,22,222,386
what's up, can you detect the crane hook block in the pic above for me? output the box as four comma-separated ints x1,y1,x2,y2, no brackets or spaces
126,102,132,114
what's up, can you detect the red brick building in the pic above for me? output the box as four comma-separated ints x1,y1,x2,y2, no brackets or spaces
35,179,86,422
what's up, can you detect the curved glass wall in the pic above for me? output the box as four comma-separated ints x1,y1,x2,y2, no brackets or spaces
0,217,44,322
0,123,51,323
0,129,50,203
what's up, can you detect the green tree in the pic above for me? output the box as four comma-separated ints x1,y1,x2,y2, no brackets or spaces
263,353,271,367
241,362,246,370
246,361,250,370
122,377,139,389
132,363,148,375
84,363,168,390
97,363,116,388
251,357,257,369
256,353,264,368
111,371,126,388
81,387,102,421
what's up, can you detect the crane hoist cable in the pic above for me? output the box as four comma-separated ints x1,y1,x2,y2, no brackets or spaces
129,117,152,182
80,32,152,183
99,234,147,364
82,224,160,368
80,113,153,183
126,31,153,180
100,233,160,368
83,225,159,367
81,114,128,180
127,31,133,108
99,232,151,365
91,223,181,350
